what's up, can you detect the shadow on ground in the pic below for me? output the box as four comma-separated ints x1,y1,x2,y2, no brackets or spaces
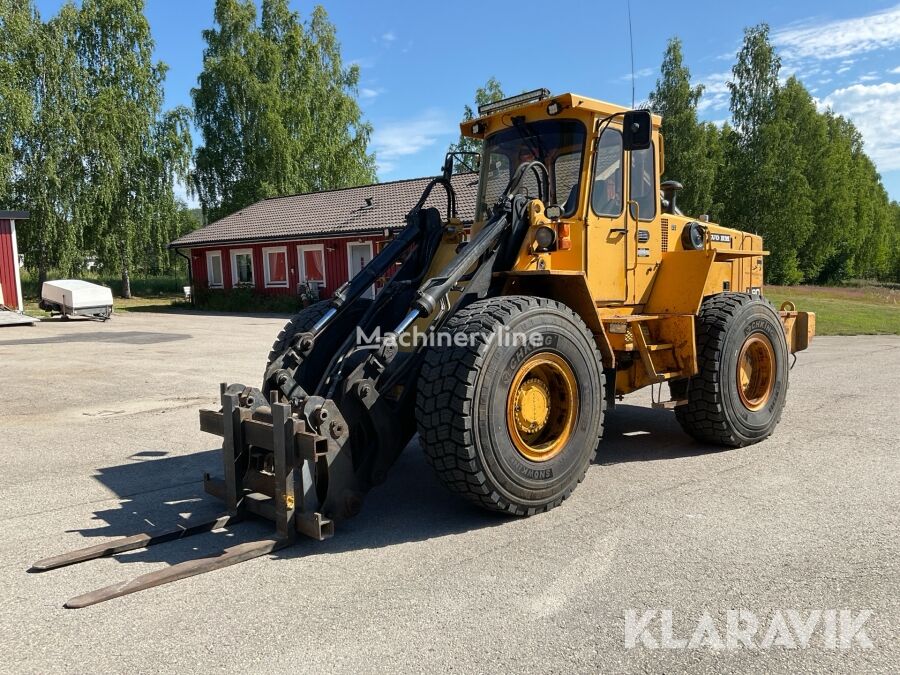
0,330,191,346
32,403,715,581
597,404,720,465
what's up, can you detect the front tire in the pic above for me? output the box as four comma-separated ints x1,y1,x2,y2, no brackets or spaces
672,293,789,447
416,296,605,516
263,299,371,395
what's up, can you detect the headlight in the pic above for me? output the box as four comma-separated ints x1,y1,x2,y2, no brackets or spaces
534,226,557,252
681,221,706,250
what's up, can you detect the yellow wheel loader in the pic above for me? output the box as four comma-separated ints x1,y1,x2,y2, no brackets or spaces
33,89,815,606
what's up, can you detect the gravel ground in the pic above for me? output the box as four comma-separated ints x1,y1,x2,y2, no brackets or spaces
0,312,897,674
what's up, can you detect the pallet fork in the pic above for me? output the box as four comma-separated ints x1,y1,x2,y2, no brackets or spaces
30,384,337,608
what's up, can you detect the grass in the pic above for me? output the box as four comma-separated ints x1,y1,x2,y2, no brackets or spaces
19,272,188,299
24,294,184,317
765,285,900,335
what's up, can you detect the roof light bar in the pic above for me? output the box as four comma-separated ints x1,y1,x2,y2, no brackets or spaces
477,88,551,116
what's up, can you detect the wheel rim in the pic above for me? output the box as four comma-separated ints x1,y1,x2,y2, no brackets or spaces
736,333,776,411
506,353,579,462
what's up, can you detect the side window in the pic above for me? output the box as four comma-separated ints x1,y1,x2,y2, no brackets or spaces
629,143,657,220
231,249,254,286
206,251,223,288
554,151,582,215
514,146,541,200
481,152,510,219
591,129,623,217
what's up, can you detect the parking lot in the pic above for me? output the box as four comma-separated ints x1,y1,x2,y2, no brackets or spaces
1,311,897,673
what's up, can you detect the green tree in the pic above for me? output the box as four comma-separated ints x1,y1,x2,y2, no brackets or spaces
5,0,190,293
722,24,803,282
75,0,191,297
886,202,900,282
9,2,84,283
192,0,375,222
446,77,504,172
728,24,781,145
0,0,34,202
654,22,898,285
649,38,718,218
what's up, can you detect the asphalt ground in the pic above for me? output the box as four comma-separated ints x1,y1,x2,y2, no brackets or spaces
0,312,897,673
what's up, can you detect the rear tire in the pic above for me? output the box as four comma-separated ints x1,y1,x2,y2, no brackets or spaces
416,296,605,516
672,293,789,447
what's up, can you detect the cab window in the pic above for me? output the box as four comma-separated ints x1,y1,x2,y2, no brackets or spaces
481,153,510,219
591,129,623,217
629,143,657,220
554,151,582,216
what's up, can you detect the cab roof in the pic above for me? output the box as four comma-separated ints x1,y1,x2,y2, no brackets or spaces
460,92,662,140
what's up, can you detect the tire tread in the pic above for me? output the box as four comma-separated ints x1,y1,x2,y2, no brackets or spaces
415,295,605,515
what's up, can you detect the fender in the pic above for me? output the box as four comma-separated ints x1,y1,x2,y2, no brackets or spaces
499,270,615,369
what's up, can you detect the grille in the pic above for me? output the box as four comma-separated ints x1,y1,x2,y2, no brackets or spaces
661,218,669,252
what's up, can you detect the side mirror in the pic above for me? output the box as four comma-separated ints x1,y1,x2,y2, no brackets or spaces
622,110,652,151
442,151,481,180
441,155,453,180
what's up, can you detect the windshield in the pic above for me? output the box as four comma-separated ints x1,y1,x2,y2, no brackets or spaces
476,118,587,221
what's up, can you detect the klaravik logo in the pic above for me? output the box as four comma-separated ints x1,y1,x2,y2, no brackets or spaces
623,609,873,650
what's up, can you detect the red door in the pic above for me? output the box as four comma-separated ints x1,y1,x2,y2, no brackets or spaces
0,219,21,311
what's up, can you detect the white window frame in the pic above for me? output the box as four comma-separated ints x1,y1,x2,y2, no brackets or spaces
230,248,254,287
346,241,374,299
346,241,373,274
206,250,223,288
262,246,289,288
297,244,326,288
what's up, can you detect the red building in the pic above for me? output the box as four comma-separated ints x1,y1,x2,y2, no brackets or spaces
169,175,477,301
0,211,28,312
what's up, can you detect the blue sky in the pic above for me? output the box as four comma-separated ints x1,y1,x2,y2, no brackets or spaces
34,0,900,203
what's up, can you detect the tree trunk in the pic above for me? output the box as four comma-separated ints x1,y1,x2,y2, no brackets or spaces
121,266,132,299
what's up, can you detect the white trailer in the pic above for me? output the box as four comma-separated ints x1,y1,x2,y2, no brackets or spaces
40,280,113,320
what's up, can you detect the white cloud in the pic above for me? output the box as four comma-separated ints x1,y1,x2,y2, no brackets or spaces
696,71,732,113
371,109,449,175
359,87,384,101
381,31,396,44
891,65,900,74
822,82,900,170
617,67,654,81
859,73,880,81
774,4,900,60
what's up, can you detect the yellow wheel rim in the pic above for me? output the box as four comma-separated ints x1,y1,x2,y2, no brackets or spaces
736,333,775,411
506,353,579,462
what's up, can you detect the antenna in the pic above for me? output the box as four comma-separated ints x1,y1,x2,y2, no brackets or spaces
627,0,635,108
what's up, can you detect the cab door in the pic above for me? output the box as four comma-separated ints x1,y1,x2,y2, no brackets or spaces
627,141,661,305
586,124,628,303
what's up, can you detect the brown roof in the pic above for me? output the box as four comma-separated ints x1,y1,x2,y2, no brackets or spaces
169,173,479,249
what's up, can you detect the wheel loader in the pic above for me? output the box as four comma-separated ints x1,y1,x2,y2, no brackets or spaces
32,89,815,607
